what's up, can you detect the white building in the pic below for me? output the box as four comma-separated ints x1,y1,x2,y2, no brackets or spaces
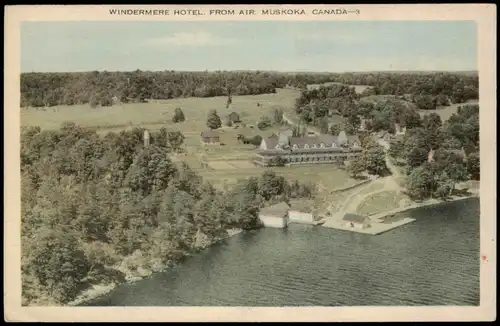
288,204,315,224
258,202,290,228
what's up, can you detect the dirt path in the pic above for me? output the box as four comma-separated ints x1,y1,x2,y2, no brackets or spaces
322,137,407,219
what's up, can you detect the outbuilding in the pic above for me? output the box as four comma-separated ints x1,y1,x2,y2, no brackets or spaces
288,203,315,224
200,130,221,145
258,202,290,228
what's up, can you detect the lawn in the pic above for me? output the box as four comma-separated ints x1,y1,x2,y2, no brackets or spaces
196,164,356,191
21,86,360,193
356,190,408,216
418,100,479,122
20,88,301,133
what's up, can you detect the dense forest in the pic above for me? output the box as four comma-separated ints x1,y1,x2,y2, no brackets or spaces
389,104,480,199
294,83,425,134
20,71,478,108
21,123,315,305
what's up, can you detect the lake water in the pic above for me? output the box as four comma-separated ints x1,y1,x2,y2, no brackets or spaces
86,198,480,306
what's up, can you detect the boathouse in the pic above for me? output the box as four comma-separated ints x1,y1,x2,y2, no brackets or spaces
258,202,290,228
288,203,316,224
342,213,371,229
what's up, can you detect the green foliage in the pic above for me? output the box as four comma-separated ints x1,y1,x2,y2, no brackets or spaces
272,108,284,125
466,152,480,180
349,141,388,177
21,122,317,305
172,107,185,123
257,116,273,130
406,165,435,200
206,110,222,130
20,71,478,109
268,156,287,167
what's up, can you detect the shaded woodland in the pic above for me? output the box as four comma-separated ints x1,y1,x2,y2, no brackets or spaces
21,123,315,305
21,70,478,108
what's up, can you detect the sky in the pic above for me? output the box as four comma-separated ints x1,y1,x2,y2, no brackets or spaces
20,20,477,73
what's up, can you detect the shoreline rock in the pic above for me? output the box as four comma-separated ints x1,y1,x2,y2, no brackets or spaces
66,227,244,307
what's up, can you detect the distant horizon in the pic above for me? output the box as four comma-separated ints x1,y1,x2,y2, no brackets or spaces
21,69,479,74
21,21,477,73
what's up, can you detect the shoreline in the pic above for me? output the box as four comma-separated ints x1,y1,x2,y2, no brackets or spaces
368,193,479,221
66,228,243,307
64,195,480,306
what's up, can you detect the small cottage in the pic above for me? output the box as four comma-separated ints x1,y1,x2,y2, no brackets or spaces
200,130,221,145
258,202,290,228
227,112,241,124
342,213,370,229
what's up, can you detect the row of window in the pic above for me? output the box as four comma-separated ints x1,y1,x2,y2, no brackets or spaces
274,142,359,150
262,153,360,163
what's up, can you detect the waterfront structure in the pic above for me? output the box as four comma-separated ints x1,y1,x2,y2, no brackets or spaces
200,130,221,145
342,213,371,229
288,205,315,224
254,130,362,167
258,202,290,228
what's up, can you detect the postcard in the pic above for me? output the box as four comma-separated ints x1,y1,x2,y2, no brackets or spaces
4,4,496,322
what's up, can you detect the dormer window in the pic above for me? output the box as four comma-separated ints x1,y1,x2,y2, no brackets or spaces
304,144,310,149
275,144,281,150
353,142,359,148
320,143,325,148
332,143,337,148
292,144,298,149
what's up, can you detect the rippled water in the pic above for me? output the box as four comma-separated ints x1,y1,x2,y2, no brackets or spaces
86,198,480,306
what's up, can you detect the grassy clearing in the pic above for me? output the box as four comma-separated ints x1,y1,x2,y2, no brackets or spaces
418,100,479,122
356,190,408,216
21,88,301,132
22,86,360,193
196,165,356,191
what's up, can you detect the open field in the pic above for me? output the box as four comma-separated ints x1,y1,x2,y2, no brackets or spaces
21,88,301,133
196,164,357,191
418,100,479,121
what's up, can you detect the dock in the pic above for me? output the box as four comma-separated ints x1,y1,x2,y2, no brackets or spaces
319,211,416,235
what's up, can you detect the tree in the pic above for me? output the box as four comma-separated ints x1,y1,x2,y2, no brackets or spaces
257,116,273,130
413,94,437,111
434,171,455,200
268,156,287,167
172,108,185,123
27,226,91,303
406,165,434,200
388,138,404,160
466,152,480,180
272,108,284,125
362,143,388,176
318,117,329,134
249,135,263,147
258,171,287,201
346,158,365,178
206,110,222,130
422,113,442,131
